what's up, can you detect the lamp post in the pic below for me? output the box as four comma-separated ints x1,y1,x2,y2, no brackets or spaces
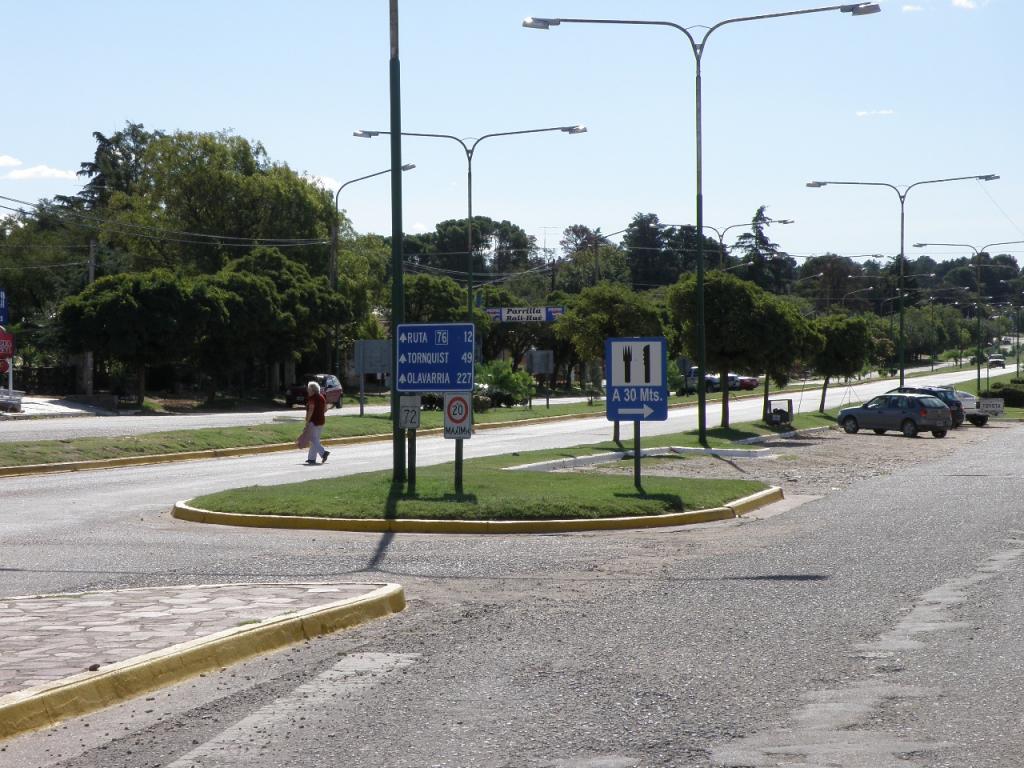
841,286,874,307
914,240,1024,392
330,164,415,375
807,174,999,387
355,125,586,320
703,218,793,268
526,3,879,445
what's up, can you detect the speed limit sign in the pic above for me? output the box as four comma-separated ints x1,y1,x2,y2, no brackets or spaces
443,392,472,439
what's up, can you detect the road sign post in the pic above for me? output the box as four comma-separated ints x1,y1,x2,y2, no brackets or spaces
605,337,669,490
0,289,8,325
396,323,474,494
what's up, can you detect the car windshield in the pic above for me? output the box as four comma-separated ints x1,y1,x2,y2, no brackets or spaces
917,396,946,409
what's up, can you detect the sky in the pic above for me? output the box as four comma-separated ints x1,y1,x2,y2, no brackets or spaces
2,0,1022,268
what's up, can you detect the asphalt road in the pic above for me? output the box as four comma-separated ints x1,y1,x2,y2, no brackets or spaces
0,367,983,443
2,376,1021,766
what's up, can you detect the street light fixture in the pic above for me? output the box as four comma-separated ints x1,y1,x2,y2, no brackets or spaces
526,4,879,445
354,125,586,319
703,218,794,268
807,174,999,386
914,240,1024,391
328,164,416,376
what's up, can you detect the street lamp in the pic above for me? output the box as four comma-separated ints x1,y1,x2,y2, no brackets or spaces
328,164,415,377
841,286,874,307
703,218,793,268
354,125,586,320
914,240,1024,392
526,4,879,445
807,174,999,386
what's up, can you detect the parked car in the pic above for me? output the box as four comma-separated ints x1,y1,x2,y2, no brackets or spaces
285,373,344,408
736,374,759,390
682,366,721,392
988,356,1005,368
838,393,952,438
888,386,965,428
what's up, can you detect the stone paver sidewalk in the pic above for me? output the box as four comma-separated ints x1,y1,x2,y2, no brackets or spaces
0,583,380,697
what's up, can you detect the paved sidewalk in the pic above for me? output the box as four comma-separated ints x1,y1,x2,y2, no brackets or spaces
0,582,404,738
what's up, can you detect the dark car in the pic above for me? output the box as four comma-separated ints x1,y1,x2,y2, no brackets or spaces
888,386,964,427
838,393,952,438
285,373,343,408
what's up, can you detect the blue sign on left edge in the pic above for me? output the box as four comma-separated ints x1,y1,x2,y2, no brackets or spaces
0,289,7,325
396,323,475,392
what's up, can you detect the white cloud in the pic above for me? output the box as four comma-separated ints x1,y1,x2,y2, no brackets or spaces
0,155,22,168
412,222,429,232
902,4,924,10
4,165,77,180
952,0,977,8
856,109,895,118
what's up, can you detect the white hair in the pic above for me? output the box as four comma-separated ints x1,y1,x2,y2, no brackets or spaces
307,381,321,395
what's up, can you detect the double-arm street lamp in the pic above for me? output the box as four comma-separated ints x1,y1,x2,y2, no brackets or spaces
703,219,793,268
913,240,1024,392
807,174,999,386
355,125,586,321
526,3,879,445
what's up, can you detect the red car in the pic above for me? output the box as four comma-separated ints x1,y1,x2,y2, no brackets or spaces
736,375,759,390
285,374,344,408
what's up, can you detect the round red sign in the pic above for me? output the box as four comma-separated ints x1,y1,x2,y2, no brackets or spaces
446,394,469,425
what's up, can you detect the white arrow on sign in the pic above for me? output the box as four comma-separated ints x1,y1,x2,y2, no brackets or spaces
619,405,654,418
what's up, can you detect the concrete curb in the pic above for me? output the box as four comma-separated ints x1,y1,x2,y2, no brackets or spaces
171,487,784,535
0,582,405,741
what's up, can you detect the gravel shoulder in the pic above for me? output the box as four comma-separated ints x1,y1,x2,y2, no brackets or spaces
595,422,1009,498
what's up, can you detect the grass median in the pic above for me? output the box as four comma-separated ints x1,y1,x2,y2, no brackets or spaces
190,438,767,521
187,415,841,522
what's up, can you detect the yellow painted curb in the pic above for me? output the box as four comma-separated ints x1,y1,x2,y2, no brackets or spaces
727,486,786,516
0,583,405,741
172,487,784,535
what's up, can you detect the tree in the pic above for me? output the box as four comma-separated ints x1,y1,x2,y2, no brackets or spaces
555,283,663,378
752,296,823,420
623,213,673,290
667,271,767,427
403,273,467,323
58,269,200,404
731,206,797,294
663,224,724,273
61,122,163,210
811,315,874,412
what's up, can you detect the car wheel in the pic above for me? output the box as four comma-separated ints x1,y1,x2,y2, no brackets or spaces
952,415,964,428
873,429,886,435
968,415,988,427
842,417,859,434
932,429,947,438
334,399,342,409
901,419,918,438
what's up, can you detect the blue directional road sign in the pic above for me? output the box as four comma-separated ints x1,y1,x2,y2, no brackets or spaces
0,288,7,325
605,337,668,421
396,323,475,392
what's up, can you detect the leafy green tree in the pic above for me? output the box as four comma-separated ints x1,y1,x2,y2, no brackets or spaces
663,224,724,273
623,213,673,290
555,282,663,366
403,273,467,323
811,314,874,412
477,284,542,368
60,122,163,210
57,269,200,403
731,206,797,294
666,271,767,427
752,295,823,420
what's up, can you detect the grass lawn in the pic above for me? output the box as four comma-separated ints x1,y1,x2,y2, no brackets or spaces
190,436,768,521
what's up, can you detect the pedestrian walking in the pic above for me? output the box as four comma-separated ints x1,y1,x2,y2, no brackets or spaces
303,381,330,465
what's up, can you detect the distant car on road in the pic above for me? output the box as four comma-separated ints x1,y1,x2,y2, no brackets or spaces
988,356,1005,368
735,374,759,390
285,374,343,408
838,393,951,438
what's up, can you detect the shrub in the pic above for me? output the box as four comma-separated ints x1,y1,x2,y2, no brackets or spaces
476,359,534,407
982,382,1024,407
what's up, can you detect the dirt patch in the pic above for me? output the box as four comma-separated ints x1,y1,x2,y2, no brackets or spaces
585,424,1009,497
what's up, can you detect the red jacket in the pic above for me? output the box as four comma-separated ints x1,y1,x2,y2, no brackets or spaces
307,393,327,426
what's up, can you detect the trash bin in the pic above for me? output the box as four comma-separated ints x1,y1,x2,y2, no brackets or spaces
766,399,793,427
